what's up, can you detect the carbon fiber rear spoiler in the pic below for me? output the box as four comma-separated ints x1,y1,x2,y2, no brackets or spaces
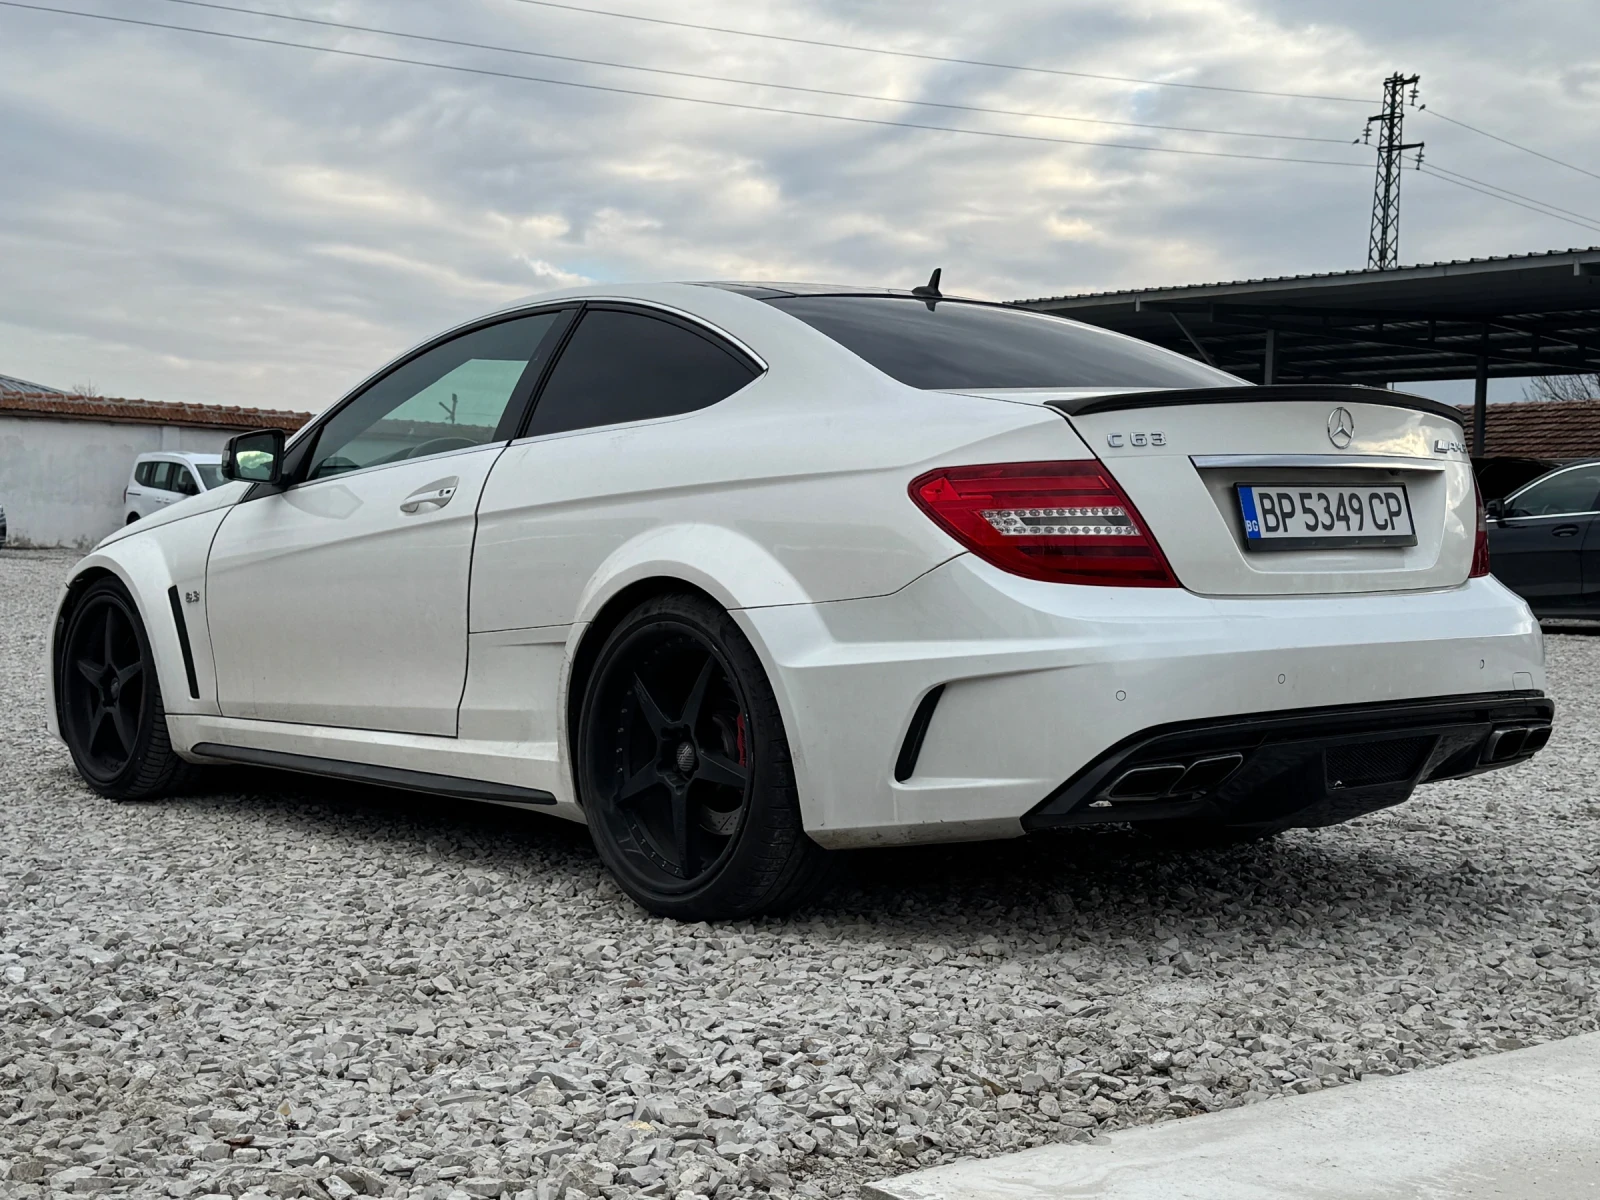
1047,384,1464,427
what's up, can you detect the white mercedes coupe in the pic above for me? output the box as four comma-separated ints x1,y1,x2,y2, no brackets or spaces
48,280,1552,918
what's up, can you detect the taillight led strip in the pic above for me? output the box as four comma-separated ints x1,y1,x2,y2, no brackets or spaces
911,460,1178,587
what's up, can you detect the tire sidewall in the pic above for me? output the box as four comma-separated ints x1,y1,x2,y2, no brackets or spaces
577,596,798,919
60,579,162,794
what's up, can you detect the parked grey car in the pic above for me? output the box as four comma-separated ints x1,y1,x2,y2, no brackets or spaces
1486,460,1600,616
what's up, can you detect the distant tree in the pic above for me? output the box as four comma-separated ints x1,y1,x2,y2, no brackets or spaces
70,381,102,397
1523,374,1600,402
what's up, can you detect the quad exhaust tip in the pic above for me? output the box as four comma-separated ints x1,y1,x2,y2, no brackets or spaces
1104,753,1245,803
1483,723,1551,765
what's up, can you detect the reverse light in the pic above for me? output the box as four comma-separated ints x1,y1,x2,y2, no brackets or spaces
909,460,1179,587
1470,476,1491,578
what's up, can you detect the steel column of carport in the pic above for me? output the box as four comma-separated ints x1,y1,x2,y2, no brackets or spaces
1474,337,1490,456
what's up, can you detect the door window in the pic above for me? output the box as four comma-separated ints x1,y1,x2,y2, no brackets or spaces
1505,465,1600,517
148,462,174,491
133,462,154,486
172,466,199,496
195,463,224,489
306,311,567,482
525,308,759,438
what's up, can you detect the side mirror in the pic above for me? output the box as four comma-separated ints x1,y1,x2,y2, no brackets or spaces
221,428,286,485
1485,498,1505,523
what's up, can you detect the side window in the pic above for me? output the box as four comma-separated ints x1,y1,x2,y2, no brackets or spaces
1506,466,1600,517
525,308,759,438
133,462,153,486
306,311,567,481
172,466,199,496
148,461,174,491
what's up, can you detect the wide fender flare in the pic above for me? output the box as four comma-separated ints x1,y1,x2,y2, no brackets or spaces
47,512,228,744
47,545,182,741
561,523,822,817
571,522,816,623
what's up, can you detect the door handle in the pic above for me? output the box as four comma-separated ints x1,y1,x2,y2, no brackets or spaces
399,478,458,514
1553,524,1580,537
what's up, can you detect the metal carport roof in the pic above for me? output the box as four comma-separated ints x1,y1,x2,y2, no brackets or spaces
1010,247,1600,453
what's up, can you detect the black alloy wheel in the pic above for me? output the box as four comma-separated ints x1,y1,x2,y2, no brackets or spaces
59,578,190,799
578,593,830,920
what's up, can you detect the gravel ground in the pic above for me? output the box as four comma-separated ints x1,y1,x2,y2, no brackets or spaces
2,547,1597,1200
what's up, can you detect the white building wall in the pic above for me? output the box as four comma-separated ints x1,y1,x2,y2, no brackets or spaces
0,416,228,548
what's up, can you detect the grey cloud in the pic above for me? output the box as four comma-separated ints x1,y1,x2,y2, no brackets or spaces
1,0,1596,408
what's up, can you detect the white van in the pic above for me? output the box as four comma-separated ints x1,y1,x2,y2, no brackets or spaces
123,452,225,523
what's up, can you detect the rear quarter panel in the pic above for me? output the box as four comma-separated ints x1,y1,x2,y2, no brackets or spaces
470,366,1093,629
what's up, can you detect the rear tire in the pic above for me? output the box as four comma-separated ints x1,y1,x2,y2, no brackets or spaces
576,592,831,920
58,578,192,800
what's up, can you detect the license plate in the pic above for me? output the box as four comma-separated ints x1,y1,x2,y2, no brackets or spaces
1236,483,1416,550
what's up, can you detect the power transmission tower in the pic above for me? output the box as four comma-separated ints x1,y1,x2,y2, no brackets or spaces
1364,73,1423,270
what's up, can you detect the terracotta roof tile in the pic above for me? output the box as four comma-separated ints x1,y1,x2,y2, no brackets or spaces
1460,399,1600,460
0,392,312,432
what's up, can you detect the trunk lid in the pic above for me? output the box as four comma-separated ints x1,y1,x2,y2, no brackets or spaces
949,384,1475,597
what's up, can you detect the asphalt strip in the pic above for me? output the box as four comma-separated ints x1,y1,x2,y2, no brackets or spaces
864,1032,1600,1200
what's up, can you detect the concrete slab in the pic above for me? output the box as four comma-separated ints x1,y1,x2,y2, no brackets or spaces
864,1033,1600,1200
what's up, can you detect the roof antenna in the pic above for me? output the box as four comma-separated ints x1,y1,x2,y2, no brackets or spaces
912,267,943,309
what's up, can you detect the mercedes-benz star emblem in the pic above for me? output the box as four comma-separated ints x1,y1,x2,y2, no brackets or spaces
1327,406,1355,449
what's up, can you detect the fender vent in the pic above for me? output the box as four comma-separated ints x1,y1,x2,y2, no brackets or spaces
894,685,946,782
166,586,200,700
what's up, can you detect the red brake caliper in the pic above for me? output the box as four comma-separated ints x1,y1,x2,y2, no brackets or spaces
735,713,748,767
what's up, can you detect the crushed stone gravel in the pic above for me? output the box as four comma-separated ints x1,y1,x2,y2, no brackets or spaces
1,546,1597,1199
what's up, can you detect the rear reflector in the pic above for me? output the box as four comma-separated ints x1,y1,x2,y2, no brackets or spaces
909,460,1178,587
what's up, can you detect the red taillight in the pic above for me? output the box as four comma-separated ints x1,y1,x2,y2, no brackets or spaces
1471,476,1491,578
909,460,1178,587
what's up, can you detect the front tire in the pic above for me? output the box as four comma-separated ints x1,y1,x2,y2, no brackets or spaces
577,593,830,920
58,578,191,800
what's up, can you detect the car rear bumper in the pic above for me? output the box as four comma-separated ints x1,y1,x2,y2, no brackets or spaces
738,556,1547,848
1025,690,1552,834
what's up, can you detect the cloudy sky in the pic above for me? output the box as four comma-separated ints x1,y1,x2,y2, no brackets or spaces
2,0,1598,411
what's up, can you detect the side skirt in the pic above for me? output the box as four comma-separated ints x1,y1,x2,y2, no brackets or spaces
190,741,557,808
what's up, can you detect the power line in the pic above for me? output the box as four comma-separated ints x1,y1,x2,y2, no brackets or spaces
1417,166,1600,235
1423,108,1600,184
501,0,1377,105
146,0,1353,146
1422,162,1600,229
0,2,1374,168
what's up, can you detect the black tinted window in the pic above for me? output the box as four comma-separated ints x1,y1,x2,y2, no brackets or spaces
769,296,1237,390
527,309,758,437
1506,465,1600,517
134,463,154,486
148,461,174,490
171,466,198,495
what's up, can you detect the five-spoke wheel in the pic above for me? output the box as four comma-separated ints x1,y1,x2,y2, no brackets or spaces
578,593,829,919
59,578,190,799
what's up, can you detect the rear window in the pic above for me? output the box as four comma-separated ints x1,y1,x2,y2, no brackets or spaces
767,296,1238,390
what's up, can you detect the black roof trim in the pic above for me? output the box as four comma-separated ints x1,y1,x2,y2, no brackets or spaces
1049,384,1466,426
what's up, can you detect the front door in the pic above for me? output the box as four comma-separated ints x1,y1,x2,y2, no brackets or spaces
205,310,569,735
